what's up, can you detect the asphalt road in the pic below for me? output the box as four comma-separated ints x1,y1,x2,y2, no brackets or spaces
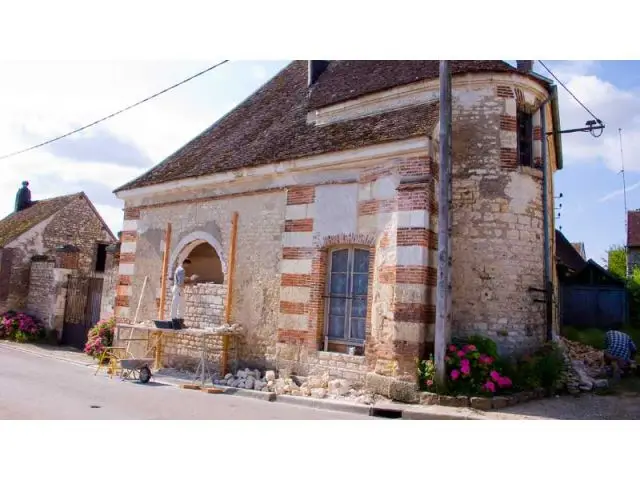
0,345,373,420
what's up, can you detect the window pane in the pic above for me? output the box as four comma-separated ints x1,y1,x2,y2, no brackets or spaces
329,297,347,316
352,273,368,296
330,273,348,295
328,315,345,338
350,317,366,341
331,249,349,273
351,297,367,318
353,249,369,273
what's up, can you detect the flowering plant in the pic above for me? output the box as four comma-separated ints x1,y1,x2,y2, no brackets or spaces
0,311,45,342
84,317,115,359
417,338,513,396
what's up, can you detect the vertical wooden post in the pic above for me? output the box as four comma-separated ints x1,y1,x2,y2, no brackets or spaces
221,212,239,375
435,61,452,388
158,223,172,321
155,223,172,370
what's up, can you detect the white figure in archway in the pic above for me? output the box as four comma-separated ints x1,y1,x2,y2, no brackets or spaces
171,258,197,325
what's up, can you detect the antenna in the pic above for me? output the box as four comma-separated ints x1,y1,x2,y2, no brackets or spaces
620,128,629,277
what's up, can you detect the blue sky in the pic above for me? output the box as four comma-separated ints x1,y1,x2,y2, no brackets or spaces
0,60,634,265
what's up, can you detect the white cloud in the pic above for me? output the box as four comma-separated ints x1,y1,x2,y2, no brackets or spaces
250,65,268,80
546,63,640,173
598,179,640,203
0,61,232,237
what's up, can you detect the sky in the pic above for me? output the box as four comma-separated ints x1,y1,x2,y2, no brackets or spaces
0,60,634,265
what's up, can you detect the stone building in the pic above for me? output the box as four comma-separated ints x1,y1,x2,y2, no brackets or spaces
111,60,564,381
0,189,117,343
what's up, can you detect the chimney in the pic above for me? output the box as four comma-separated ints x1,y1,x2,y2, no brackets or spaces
308,60,330,87
15,180,32,213
516,60,534,73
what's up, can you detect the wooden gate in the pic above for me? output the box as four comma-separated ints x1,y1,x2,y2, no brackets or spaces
61,274,104,350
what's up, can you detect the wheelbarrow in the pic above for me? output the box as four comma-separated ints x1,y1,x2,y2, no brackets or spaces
119,358,155,384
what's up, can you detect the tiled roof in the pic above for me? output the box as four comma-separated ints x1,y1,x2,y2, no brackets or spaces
0,193,83,247
555,229,587,272
116,60,526,193
628,211,640,247
307,60,521,109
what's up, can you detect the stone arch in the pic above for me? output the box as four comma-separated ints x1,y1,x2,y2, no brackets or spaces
314,233,377,250
168,231,227,284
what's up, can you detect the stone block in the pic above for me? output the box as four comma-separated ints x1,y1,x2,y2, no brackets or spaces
388,378,420,404
470,397,492,410
365,372,393,397
491,396,509,409
419,392,439,405
439,395,469,408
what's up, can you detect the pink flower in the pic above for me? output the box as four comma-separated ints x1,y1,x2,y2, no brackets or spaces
490,370,501,382
450,369,460,381
483,381,496,393
479,354,494,365
426,380,434,387
448,345,457,353
461,364,471,376
463,344,477,352
456,350,466,358
497,376,512,388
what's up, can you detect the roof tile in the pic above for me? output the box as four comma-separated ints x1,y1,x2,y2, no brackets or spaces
0,193,82,247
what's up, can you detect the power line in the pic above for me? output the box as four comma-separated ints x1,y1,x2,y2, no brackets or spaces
538,60,603,125
0,60,230,161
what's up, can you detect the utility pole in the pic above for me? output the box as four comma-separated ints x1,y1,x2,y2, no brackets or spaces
435,60,452,388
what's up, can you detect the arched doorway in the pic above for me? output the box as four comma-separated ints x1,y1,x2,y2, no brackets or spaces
168,231,227,284
184,242,224,284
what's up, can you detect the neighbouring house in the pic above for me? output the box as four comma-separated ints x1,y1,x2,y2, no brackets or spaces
571,242,586,260
109,60,564,382
556,229,627,329
627,210,640,274
0,185,117,347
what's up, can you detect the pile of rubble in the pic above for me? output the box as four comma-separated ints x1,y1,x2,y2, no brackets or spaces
212,368,383,404
556,337,607,394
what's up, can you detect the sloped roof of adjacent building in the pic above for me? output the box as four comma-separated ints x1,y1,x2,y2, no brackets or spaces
571,242,586,260
0,193,83,247
115,60,530,193
555,229,587,273
0,192,117,247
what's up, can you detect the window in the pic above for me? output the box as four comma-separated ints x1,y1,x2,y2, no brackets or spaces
517,110,533,167
325,247,370,345
95,243,108,273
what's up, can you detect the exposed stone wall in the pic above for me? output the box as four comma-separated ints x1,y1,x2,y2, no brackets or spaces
121,190,285,368
41,195,115,275
447,80,550,356
26,258,55,326
162,282,227,328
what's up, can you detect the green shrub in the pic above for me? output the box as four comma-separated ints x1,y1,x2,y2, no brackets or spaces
84,318,115,358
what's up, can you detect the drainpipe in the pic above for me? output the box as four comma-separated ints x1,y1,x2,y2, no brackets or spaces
540,92,554,342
